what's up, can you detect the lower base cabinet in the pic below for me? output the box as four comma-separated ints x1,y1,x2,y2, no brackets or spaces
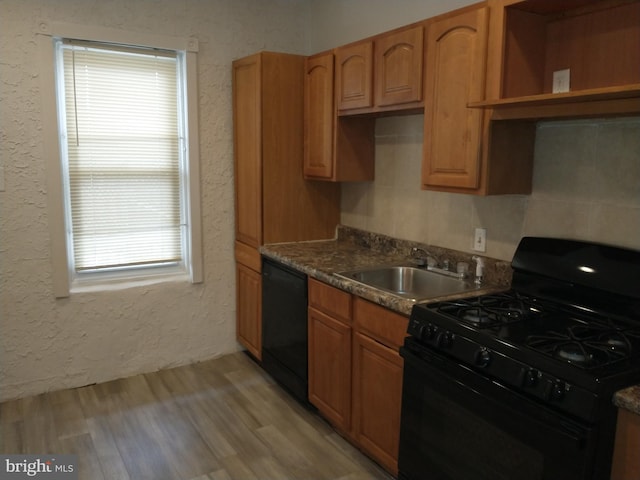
308,306,352,431
236,262,262,360
611,408,640,479
307,278,408,476
352,332,404,475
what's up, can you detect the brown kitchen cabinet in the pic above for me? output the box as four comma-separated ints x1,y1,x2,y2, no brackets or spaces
611,408,640,480
352,332,403,476
304,52,375,181
335,41,373,111
422,4,536,195
335,25,424,115
352,297,407,476
232,52,340,358
374,25,423,109
308,278,353,432
307,279,407,476
236,262,262,359
474,0,640,120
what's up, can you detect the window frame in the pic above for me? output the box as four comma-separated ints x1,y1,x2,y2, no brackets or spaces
38,21,203,297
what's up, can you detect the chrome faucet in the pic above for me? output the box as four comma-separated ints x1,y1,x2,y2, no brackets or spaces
410,248,468,279
410,247,438,267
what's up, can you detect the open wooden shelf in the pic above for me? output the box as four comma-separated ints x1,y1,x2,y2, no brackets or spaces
471,84,640,109
469,84,640,119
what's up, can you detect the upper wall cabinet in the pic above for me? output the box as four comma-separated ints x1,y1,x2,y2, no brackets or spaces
335,42,373,111
335,25,424,116
474,0,640,119
422,7,488,190
374,26,424,108
304,52,375,182
304,53,335,179
422,4,537,195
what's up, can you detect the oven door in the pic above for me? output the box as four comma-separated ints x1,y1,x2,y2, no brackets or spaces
399,339,598,480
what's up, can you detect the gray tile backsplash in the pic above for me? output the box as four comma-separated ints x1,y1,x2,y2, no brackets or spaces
340,116,640,260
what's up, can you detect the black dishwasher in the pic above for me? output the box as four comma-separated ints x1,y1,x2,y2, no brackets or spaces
261,257,308,404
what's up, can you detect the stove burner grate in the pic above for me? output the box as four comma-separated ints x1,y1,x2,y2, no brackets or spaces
526,320,639,369
437,292,545,328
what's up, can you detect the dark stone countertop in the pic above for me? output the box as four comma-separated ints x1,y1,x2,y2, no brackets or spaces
614,385,640,415
260,226,509,317
259,225,640,416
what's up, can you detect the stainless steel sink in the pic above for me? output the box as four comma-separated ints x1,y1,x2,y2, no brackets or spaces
335,265,478,301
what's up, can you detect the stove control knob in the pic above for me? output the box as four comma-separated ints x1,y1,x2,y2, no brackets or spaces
436,331,453,349
416,323,437,342
415,323,426,341
521,368,539,387
426,323,438,340
547,380,567,401
474,347,491,368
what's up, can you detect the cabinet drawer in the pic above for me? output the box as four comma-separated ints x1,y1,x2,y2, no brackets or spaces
235,241,261,272
308,278,352,323
353,297,408,350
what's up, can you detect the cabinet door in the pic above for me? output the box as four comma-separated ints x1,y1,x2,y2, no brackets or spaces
308,306,352,432
375,26,423,107
236,263,262,360
232,55,262,246
304,53,335,179
352,332,403,476
611,408,640,480
336,42,373,111
422,7,488,190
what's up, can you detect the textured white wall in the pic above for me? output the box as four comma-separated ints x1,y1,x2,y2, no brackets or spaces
0,0,308,401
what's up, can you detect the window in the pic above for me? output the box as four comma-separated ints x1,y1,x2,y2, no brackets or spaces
39,23,202,297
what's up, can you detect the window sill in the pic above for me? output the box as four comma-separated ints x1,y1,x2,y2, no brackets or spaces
70,272,191,294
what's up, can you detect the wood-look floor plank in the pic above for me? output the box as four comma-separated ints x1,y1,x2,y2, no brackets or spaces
58,432,106,480
21,393,60,454
255,423,326,479
207,469,233,480
85,416,131,480
324,431,391,478
97,386,182,480
230,378,375,479
218,454,260,480
0,352,392,480
246,454,299,480
0,420,24,453
48,388,89,439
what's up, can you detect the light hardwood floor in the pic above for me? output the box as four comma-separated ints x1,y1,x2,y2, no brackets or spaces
0,352,392,480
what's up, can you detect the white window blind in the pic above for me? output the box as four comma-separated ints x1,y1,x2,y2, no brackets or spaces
59,41,186,273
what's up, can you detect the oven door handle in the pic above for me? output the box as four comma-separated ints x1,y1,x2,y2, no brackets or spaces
557,420,588,446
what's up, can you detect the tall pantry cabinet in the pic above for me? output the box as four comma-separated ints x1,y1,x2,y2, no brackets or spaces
232,52,340,360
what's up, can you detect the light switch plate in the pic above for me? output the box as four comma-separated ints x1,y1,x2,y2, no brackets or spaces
552,69,571,94
473,228,487,252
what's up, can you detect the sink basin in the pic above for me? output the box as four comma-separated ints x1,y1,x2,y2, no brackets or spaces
335,265,477,301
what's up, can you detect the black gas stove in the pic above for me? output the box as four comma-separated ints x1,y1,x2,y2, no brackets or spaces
407,237,640,420
399,237,640,480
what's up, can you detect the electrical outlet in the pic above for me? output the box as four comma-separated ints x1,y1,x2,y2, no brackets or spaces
552,68,570,93
474,228,487,252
